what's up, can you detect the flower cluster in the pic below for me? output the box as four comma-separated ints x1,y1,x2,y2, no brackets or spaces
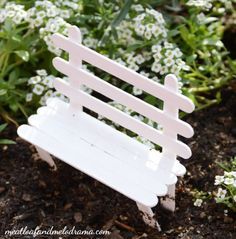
26,69,68,105
187,0,236,13
186,0,213,11
214,169,236,211
0,2,27,24
39,17,70,55
27,67,93,106
133,8,167,40
25,1,76,55
0,1,80,55
111,5,189,97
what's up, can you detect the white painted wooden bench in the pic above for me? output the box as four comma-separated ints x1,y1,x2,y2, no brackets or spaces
17,26,194,230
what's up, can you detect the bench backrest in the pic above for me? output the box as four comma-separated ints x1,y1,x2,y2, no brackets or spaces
51,26,194,160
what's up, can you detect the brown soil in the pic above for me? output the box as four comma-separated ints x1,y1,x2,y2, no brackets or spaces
0,88,236,239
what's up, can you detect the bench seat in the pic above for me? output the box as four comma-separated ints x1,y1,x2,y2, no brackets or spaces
18,98,185,208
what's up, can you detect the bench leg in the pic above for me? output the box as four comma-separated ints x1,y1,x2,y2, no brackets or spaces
35,146,57,170
136,202,161,231
160,184,175,212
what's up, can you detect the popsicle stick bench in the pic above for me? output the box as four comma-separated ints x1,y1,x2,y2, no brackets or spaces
17,26,194,231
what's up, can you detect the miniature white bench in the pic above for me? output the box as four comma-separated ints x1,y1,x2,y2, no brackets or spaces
17,26,194,230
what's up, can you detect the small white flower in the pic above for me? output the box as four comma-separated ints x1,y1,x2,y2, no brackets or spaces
152,25,161,37
143,51,152,60
36,11,46,19
47,22,59,33
132,4,144,12
171,64,181,75
34,17,44,27
46,7,58,17
165,50,174,59
83,37,98,48
228,171,236,178
214,175,224,185
160,66,168,75
194,198,203,207
42,76,54,88
197,13,206,23
128,63,139,72
44,90,53,100
164,58,175,67
216,188,227,199
135,13,145,22
60,10,71,19
33,84,45,95
26,93,33,102
151,44,162,53
36,69,47,76
233,195,236,202
173,48,183,58
134,54,145,64
152,76,160,82
28,76,41,85
153,52,162,61
224,177,234,185
224,171,232,177
151,62,162,73
133,115,144,121
39,96,46,105
164,42,173,49
133,87,143,96
135,25,145,36
144,30,152,40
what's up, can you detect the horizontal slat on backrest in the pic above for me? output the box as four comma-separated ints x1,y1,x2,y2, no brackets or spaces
54,77,192,159
53,57,194,138
51,34,195,113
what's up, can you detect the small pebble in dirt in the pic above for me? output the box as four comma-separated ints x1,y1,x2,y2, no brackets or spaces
119,215,128,221
207,216,213,222
64,203,73,211
74,212,83,223
200,212,206,218
166,229,174,234
22,193,32,202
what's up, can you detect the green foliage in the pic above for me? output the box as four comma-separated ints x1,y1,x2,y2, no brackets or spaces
0,123,15,144
192,156,236,212
0,0,235,125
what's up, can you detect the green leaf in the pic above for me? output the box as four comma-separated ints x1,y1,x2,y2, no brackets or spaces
9,102,19,112
15,50,30,62
0,89,7,96
179,25,196,49
0,139,16,144
0,123,7,133
111,0,133,28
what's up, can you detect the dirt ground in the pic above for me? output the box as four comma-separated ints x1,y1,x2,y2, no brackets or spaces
0,88,235,239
